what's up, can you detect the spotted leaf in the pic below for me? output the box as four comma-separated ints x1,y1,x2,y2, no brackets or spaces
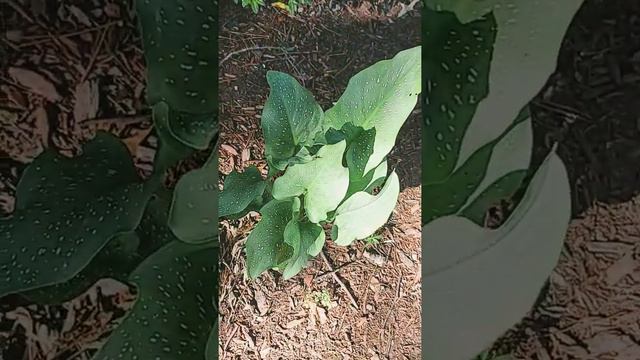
205,320,218,360
261,71,323,170
272,141,349,223
332,172,400,246
0,133,152,297
21,232,141,303
94,240,219,360
219,166,266,218
423,10,496,184
324,46,421,174
168,151,217,244
154,101,217,152
21,193,176,303
423,113,531,224
281,218,324,279
245,198,299,279
136,0,217,113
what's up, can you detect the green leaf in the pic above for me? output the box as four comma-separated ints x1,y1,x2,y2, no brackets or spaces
272,141,349,223
332,172,400,246
423,151,570,360
22,191,177,304
365,160,388,193
424,9,496,184
152,102,195,171
261,71,324,170
246,199,299,279
219,166,266,218
154,101,217,151
136,0,217,113
423,116,532,224
0,133,152,297
168,151,217,244
461,170,527,224
341,125,379,197
205,321,218,360
324,46,421,174
282,219,324,279
21,232,141,304
94,241,218,360
425,1,583,172
426,0,501,23
423,142,493,224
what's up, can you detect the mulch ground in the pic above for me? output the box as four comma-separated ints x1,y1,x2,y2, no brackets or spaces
217,1,422,359
491,0,640,358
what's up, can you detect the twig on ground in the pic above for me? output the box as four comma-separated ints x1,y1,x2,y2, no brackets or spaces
319,251,359,309
381,276,403,358
223,323,239,354
314,261,355,281
80,26,109,83
219,46,288,66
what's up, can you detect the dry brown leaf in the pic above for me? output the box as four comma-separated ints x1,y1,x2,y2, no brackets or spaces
221,143,239,156
9,67,62,102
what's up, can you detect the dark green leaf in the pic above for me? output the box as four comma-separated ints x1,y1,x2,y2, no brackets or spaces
246,199,299,279
219,166,266,218
0,133,152,297
282,219,324,279
261,71,323,170
94,241,218,360
136,0,217,113
423,10,495,185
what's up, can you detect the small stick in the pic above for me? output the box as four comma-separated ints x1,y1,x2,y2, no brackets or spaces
219,46,287,66
80,26,109,83
223,323,239,353
319,251,359,309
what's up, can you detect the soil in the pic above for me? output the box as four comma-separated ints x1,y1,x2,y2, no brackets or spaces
217,0,422,359
530,0,640,216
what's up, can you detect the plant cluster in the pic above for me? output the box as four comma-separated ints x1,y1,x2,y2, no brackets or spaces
423,1,583,359
0,0,219,358
234,0,312,13
220,46,421,280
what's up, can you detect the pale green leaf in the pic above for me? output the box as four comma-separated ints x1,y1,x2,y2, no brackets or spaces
451,0,583,169
324,46,421,174
332,172,400,246
461,118,532,209
272,141,349,223
169,152,217,243
423,152,571,360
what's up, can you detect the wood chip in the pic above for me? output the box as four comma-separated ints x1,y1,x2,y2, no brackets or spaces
283,318,305,329
254,289,269,315
9,67,61,102
73,79,100,122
